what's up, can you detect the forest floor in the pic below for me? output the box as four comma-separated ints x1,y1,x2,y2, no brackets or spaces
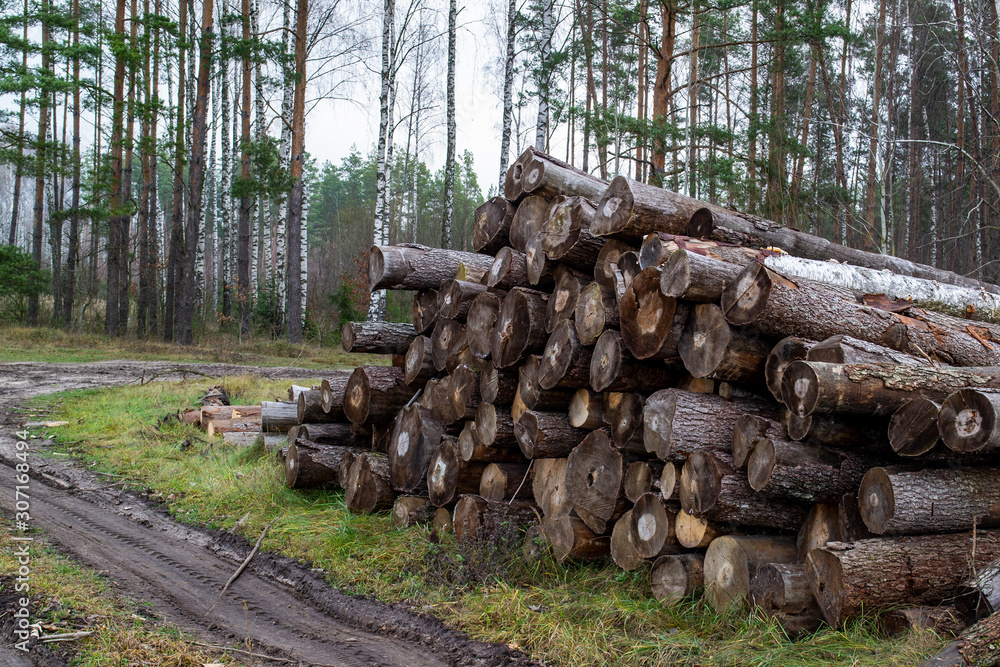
0,356,952,666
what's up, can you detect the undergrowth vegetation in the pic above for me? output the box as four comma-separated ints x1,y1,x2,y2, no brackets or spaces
26,376,949,666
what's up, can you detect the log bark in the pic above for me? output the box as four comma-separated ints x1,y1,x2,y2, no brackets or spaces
540,196,605,271
678,303,770,384
651,553,704,606
880,606,965,638
392,496,435,528
630,492,683,558
657,246,744,301
545,265,590,334
503,147,536,202
427,437,487,506
472,196,514,254
610,508,645,571
458,422,522,463
574,281,619,346
568,388,603,429
956,557,1000,618
480,461,532,502
749,563,824,635
807,531,1000,627
542,514,610,562
293,423,354,446
518,354,575,410
387,404,446,493
539,320,593,390
285,441,355,489
437,279,489,322
624,460,664,502
565,430,628,533
674,508,725,549
467,292,503,359
206,417,262,437
515,410,587,458
764,337,814,403
508,195,550,252
297,389,334,424
342,321,417,355
344,366,414,426
404,335,437,386
345,452,396,514
480,360,518,405
261,401,298,433
412,290,439,335
917,611,1000,667
704,535,797,611
532,457,570,518
807,333,926,366
492,287,549,368
521,153,608,200
747,436,874,502
590,176,717,242
590,330,678,393
939,389,1000,453
859,465,1000,535
731,413,781,468
475,402,517,448
452,494,538,542
619,268,681,360
445,364,480,424
369,244,493,291
889,398,942,457
722,262,1000,367
838,492,875,542
487,246,531,290
797,502,843,561
781,407,887,451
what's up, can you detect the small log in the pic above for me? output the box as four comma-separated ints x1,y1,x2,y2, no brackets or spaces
345,452,397,514
452,494,538,542
674,508,724,549
480,462,533,502
520,153,608,201
619,268,679,360
704,535,797,611
533,457,570,518
518,354,575,410
338,449,356,488
320,376,350,417
881,606,965,638
458,422,522,463
731,413,781,468
522,524,552,564
593,239,633,294
437,279,489,322
590,330,677,393
678,302,769,384
297,389,333,424
540,196,605,271
610,509,645,571
616,251,643,295
343,366,414,426
888,398,942,457
288,385,310,402
472,196,514,254
657,246,744,301
764,337,815,403
261,401,298,433
747,436,874,503
445,364,480,424
568,388,604,430
387,405,446,493
475,402,517,448
807,531,1000,627
858,466,1000,535
659,461,678,500
651,553,704,606
404,335,437,386
564,430,628,533
491,287,549,368
508,195,551,253
796,502,843,561
539,319,593,390
589,176,715,242
781,407,887,450
433,507,453,534
480,360,518,405
427,437,488,507
609,392,646,453
524,233,556,287
342,321,417,355
392,496,435,528
956,557,1000,618
545,264,591,334
285,442,350,489
624,459,664,503
542,514,610,563
515,410,587,458
749,563,823,630
467,291,503,359
430,318,469,373
206,417,262,437
807,333,926,366
369,244,493,292
574,281,619,346
630,493,683,558
412,289,439,335
939,389,1000,453
503,146,536,201
487,246,532,290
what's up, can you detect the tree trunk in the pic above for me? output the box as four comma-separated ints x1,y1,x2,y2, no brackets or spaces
540,197,605,274
545,266,590,334
369,244,494,292
286,442,360,489
498,0,516,190
610,509,644,570
749,563,823,634
296,423,354,445
63,0,82,326
388,404,446,492
441,0,456,249
467,292,502,359
480,361,518,405
764,337,815,403
515,410,587,458
343,366,414,426
542,515,610,563
939,389,1000,454
342,322,417,355
104,0,123,333
261,401,299,433
747,436,874,502
656,247,744,303
704,535,797,611
521,155,607,201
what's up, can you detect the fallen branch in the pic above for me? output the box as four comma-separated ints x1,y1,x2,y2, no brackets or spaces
220,519,274,597
190,640,342,665
39,630,94,643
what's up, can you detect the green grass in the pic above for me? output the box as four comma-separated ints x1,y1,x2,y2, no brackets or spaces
0,325,387,369
27,378,951,667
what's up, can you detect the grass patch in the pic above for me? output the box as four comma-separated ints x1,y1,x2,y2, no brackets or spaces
30,378,951,667
0,325,387,369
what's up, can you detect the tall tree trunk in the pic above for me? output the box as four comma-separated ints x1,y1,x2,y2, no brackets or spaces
286,0,308,343
118,0,139,334
443,0,457,249
220,0,232,318
534,0,553,151
48,85,63,324
499,0,516,189
906,4,920,262
237,0,253,337
748,0,758,210
688,0,700,198
164,0,188,341
766,0,787,222
63,0,82,326
148,0,161,335
650,0,676,186
137,0,153,338
253,0,265,293
864,0,887,250
30,0,51,326
9,0,28,246
106,0,130,335
204,20,218,324
370,0,395,321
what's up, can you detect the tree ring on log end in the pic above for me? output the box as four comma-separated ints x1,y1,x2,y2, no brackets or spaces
679,450,724,515
746,437,776,491
679,303,732,378
687,208,715,238
343,367,371,424
858,467,895,534
940,389,999,453
720,262,771,326
659,249,692,298
888,398,941,456
807,548,845,627
621,268,677,359
781,360,820,417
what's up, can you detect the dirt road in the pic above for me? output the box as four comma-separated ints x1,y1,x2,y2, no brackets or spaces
0,361,536,666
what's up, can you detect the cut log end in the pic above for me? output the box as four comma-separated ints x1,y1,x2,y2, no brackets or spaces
780,360,820,418
939,389,1000,454
857,467,894,535
720,261,770,327
888,398,941,457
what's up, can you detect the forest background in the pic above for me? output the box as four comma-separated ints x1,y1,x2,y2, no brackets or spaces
0,0,996,344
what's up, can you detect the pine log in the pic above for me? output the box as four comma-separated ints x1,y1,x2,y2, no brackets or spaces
796,502,843,561
540,196,605,271
731,413,781,468
369,244,493,292
749,563,823,633
412,289,439,335
544,264,590,334
917,611,1000,667
630,493,683,558
781,406,887,451
475,402,517,448
593,239,633,294
838,492,875,542
387,404,446,493
524,233,556,287
539,319,593,391
287,384,311,402
392,496,435,528
433,507,453,534
458,422,523,463
345,452,397,514
201,405,261,427
437,279,489,322
503,147,536,201
515,410,587,458
205,417,262,437
520,153,608,201
542,514,610,563
565,430,629,533
624,460,664,502
680,451,809,530
568,388,604,429
590,330,678,392
492,286,549,368
445,364,480,425
480,462,533,502
343,366,414,426
617,251,642,292
678,302,770,383
807,333,925,366
315,376,352,417
610,509,645,571
704,535,797,611
533,457,570,518
487,246,532,290
472,196,514,254
764,337,815,403
589,176,716,242
747,436,874,502
338,449,356,488
285,442,351,489
880,606,965,638
261,401,299,433
509,195,551,253
293,423,354,446
430,318,469,373
574,281,619,346
657,246,744,301
452,494,538,542
651,553,704,606
427,437,488,507
341,321,417,355
939,389,1000,453
480,360,518,405
889,398,942,457
674,508,725,549
619,268,679,359
807,531,1000,627
297,389,333,424
518,354,575,410
956,557,1000,618
609,392,646,453
404,335,437,386
223,432,283,449
721,262,1000,367
643,388,778,461
466,291,503,359
859,466,1000,535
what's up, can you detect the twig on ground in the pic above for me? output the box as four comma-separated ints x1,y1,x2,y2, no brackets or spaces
229,511,252,534
39,630,94,643
220,519,274,597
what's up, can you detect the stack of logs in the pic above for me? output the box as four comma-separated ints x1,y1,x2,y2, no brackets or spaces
272,147,1000,665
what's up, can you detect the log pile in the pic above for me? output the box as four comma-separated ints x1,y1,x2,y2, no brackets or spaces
274,148,1000,651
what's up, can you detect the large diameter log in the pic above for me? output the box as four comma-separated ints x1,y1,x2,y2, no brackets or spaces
764,337,815,403
520,153,608,201
747,436,874,503
343,366,414,426
480,462,533,502
807,531,1000,627
838,492,875,542
540,196,605,271
369,244,493,292
643,388,778,461
610,509,644,571
651,553,704,606
515,410,586,458
858,466,1000,535
781,407,887,452
539,320,593,390
261,401,299,433
781,361,1000,418
427,437,487,507
590,176,715,242
919,611,1000,667
392,496,434,528
674,509,724,549
285,442,353,489
542,514,610,563
574,281,619,346
568,388,603,430
480,360,517,405
939,389,1000,453
545,265,590,334
345,453,397,514
749,563,824,635
678,303,770,384
491,287,549,368
722,262,1000,367
452,494,538,542
387,405,446,492
564,430,628,533
518,354,575,411
411,290,439,335
658,246,743,302
404,335,436,386
888,398,942,457
467,292,503,359
533,457,570,518
704,535,797,611
760,251,1000,324
342,321,417,355
524,234,556,287
680,451,809,530
508,195,550,253
590,330,677,393
797,503,843,561
731,413,781,468
629,493,683,558
619,268,679,360
437,280,489,322
472,196,514,254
